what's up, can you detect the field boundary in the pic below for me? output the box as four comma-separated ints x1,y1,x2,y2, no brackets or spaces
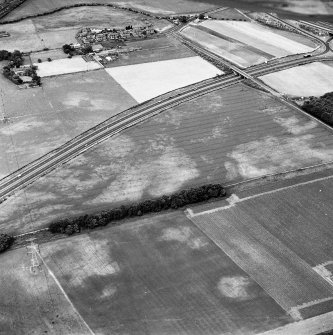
36,248,95,335
187,172,333,217
256,311,333,335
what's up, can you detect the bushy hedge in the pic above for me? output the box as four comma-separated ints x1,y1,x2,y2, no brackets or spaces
302,92,333,126
49,184,226,235
0,234,14,253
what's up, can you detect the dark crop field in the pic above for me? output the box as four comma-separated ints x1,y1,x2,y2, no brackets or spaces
39,212,292,335
189,175,333,320
233,177,333,267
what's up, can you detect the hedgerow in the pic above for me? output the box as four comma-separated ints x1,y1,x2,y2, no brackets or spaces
0,233,14,253
49,183,226,235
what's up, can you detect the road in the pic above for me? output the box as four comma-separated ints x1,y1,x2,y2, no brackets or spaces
1,15,333,202
0,74,241,201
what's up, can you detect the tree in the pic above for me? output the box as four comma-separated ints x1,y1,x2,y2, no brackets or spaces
199,13,205,20
47,57,52,62
37,58,42,63
62,44,74,54
0,234,14,253
179,16,188,23
82,45,93,54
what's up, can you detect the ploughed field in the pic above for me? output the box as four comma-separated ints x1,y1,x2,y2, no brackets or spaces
3,212,290,335
188,175,333,320
2,83,333,234
180,20,315,68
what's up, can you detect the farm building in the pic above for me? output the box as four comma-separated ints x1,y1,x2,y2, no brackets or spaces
92,44,103,52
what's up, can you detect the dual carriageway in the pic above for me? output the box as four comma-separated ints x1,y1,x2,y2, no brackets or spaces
1,15,333,202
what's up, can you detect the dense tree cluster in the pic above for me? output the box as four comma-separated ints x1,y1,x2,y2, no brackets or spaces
1,49,41,85
62,44,75,54
302,92,333,126
0,233,14,253
0,49,24,67
49,184,226,235
1,49,24,84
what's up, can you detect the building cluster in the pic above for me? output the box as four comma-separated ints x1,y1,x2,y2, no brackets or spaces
82,45,142,65
12,64,39,88
77,24,156,45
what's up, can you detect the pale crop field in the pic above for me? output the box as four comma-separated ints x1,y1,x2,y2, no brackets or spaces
0,70,136,178
2,84,333,234
105,56,223,103
35,56,103,77
260,62,333,97
0,20,44,52
201,20,314,57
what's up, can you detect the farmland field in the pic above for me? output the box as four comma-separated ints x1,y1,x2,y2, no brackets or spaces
2,83,333,234
0,0,218,21
188,174,333,319
36,212,292,334
260,62,333,97
31,5,170,31
106,36,195,68
2,0,333,23
0,247,92,334
180,18,316,68
35,56,103,77
0,69,136,178
105,56,222,103
213,176,333,268
200,21,314,56
181,24,273,68
209,7,249,21
189,184,333,319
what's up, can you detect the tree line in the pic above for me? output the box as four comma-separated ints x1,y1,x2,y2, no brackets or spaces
49,183,226,235
302,92,333,126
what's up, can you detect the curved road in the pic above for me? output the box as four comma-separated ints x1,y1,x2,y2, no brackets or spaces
1,17,333,202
